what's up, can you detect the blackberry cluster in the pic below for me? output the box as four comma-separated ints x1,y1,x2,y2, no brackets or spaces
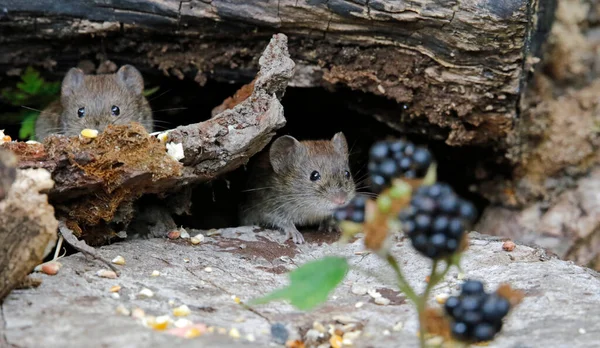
333,195,367,223
445,280,511,342
368,139,433,192
398,183,477,259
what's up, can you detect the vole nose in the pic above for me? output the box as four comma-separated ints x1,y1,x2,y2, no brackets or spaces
331,192,348,206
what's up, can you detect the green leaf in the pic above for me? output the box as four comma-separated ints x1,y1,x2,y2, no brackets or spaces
17,67,44,95
249,256,349,311
19,112,38,140
143,86,160,97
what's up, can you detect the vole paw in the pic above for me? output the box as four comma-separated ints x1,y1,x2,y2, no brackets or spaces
318,219,341,234
285,228,305,244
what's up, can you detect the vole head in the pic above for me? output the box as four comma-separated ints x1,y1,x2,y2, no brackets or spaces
59,65,151,136
269,132,356,213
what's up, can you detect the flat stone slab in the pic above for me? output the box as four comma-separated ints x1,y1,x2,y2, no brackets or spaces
2,228,600,348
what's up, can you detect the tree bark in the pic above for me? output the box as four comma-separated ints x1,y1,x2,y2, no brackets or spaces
0,0,556,146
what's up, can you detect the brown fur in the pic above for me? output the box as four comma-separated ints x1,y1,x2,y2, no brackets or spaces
239,132,356,244
35,65,153,140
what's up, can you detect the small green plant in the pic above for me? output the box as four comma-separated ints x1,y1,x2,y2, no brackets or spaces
249,139,523,347
1,66,60,140
1,66,160,140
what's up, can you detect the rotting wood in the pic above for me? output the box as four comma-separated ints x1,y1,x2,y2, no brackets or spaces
1,33,293,244
0,167,58,302
0,0,557,146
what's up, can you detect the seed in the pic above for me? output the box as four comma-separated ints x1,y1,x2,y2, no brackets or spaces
502,240,516,251
167,230,180,239
41,261,62,275
174,318,193,328
392,322,403,331
351,284,367,296
96,269,117,279
152,316,170,331
138,288,154,298
179,228,190,239
166,142,185,161
375,297,390,305
111,255,125,265
204,267,213,272
115,305,130,316
109,285,121,293
355,302,364,308
173,305,191,317
80,128,98,138
151,270,160,277
131,307,145,319
367,289,382,299
184,327,202,338
191,234,204,245
329,334,343,348
246,334,256,342
111,293,120,299
229,328,241,339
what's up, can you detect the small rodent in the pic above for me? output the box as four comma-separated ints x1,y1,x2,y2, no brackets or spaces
35,65,153,140
239,132,356,244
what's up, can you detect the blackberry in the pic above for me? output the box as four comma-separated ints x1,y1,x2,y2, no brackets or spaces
398,183,477,259
333,194,367,223
367,139,433,192
445,280,511,343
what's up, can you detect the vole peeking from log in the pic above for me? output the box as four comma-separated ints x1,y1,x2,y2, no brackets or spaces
239,133,356,244
35,65,154,140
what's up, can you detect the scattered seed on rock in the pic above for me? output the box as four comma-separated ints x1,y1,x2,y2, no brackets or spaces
333,315,359,324
502,240,516,251
96,269,117,279
115,305,130,316
111,255,125,265
173,305,191,317
40,261,62,275
111,293,120,299
138,288,154,298
367,289,382,299
246,334,256,342
174,318,193,328
132,308,145,319
109,285,121,293
151,270,160,277
305,329,322,343
229,328,241,339
343,330,362,342
184,327,203,338
183,258,190,263
355,302,364,308
204,267,213,273
329,334,343,348
152,316,170,331
351,284,368,296
579,328,587,334
271,323,289,344
390,323,403,334
383,330,391,336
436,293,449,304
375,297,391,306
191,235,204,245
313,321,326,333
167,230,180,239
179,228,190,239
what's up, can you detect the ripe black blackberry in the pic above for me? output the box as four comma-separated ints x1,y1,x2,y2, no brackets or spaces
444,280,511,342
398,183,477,259
333,194,367,223
368,139,433,192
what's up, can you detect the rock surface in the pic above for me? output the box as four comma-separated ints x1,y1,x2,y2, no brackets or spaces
2,228,600,348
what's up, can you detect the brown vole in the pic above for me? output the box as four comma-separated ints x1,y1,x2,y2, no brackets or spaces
239,132,356,244
35,65,153,140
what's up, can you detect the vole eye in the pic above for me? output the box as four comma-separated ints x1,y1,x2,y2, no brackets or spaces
310,171,321,181
77,107,85,118
344,170,351,179
111,105,120,116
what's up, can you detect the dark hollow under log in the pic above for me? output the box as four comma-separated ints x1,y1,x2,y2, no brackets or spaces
0,0,557,146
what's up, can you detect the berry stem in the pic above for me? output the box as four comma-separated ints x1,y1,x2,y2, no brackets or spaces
385,253,419,304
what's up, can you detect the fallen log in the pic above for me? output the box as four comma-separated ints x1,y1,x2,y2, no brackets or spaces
1,33,293,245
0,0,557,146
0,162,58,302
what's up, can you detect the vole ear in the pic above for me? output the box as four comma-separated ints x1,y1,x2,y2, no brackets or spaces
270,135,305,174
61,68,85,98
116,65,144,95
331,132,348,156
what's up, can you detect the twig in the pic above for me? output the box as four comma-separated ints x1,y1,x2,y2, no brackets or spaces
52,234,64,260
57,220,120,275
